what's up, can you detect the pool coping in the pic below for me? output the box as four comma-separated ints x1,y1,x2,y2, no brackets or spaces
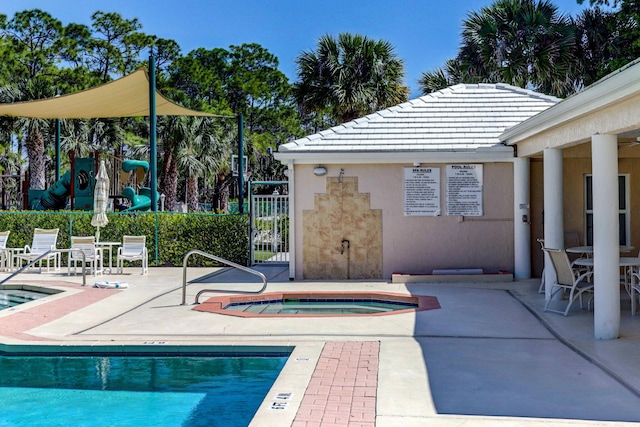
193,291,440,318
0,342,295,356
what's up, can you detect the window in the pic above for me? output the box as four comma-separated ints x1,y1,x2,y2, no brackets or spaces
584,174,629,245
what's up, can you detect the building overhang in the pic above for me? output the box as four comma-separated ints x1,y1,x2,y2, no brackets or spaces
274,145,515,165
500,59,640,146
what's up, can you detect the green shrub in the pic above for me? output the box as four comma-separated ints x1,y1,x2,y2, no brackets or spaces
0,211,249,267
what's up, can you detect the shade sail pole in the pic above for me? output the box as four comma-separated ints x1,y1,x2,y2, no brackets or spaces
55,119,61,181
149,53,158,212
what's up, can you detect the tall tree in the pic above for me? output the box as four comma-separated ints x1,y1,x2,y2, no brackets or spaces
86,11,151,82
294,33,407,123
0,78,55,190
420,0,576,97
0,10,64,190
177,116,229,211
167,43,301,193
3,9,64,79
573,6,620,88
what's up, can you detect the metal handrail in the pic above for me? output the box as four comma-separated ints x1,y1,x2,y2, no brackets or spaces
0,249,86,286
181,249,267,305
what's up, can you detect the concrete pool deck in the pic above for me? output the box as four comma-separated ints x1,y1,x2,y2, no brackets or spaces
1,265,640,426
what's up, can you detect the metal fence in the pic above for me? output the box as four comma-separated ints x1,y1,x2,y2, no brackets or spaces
251,192,289,265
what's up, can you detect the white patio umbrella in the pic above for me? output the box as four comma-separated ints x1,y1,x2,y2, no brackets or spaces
91,160,110,242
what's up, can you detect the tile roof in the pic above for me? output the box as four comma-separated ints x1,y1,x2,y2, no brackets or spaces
280,83,560,153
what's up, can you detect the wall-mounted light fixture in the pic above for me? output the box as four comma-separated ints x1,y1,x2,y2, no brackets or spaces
313,166,327,176
413,162,421,167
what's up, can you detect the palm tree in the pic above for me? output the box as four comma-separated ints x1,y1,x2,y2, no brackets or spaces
157,115,181,211
573,6,619,89
157,114,230,212
420,0,576,97
0,78,55,190
419,59,470,94
178,116,229,212
294,33,407,123
0,143,24,209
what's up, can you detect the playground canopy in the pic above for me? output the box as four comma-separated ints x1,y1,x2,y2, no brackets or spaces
0,63,228,214
0,68,214,119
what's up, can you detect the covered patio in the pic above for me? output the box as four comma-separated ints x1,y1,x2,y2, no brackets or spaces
501,58,640,340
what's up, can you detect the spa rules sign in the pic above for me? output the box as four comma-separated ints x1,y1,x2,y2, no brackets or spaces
404,167,441,216
446,164,483,216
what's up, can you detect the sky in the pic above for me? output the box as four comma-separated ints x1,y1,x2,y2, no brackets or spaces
1,0,590,98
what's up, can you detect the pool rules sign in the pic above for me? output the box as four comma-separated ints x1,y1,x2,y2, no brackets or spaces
403,167,441,216
446,164,483,216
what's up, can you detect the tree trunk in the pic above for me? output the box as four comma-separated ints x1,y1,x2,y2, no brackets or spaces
160,145,178,211
26,131,45,190
213,172,230,213
187,176,199,212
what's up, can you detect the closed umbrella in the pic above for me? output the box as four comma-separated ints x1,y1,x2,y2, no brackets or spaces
91,160,110,242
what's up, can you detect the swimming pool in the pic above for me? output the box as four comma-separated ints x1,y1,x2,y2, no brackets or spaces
0,285,59,310
0,346,291,427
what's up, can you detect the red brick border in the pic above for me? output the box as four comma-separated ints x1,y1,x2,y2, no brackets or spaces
293,341,379,427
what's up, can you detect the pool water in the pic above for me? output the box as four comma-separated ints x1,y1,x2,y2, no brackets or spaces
0,289,49,310
225,298,418,315
0,353,288,427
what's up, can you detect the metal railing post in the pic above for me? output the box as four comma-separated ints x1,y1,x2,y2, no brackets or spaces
181,249,267,305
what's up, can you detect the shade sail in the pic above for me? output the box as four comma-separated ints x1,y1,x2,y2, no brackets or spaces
0,68,214,119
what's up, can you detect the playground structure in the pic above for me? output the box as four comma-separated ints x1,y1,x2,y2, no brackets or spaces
119,159,159,211
26,156,157,212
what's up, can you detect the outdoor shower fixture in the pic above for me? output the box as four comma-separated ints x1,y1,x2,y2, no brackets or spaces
313,166,327,176
341,238,350,255
338,168,345,183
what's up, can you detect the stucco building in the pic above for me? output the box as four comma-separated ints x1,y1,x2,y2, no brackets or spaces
275,83,559,281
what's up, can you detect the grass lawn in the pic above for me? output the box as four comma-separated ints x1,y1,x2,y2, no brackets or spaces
253,250,276,262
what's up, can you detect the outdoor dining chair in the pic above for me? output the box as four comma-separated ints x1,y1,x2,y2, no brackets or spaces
116,235,148,275
68,236,103,276
14,228,60,272
537,238,545,294
543,247,594,316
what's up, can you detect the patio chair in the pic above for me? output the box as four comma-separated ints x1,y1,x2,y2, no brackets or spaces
0,230,10,271
116,235,148,275
543,248,594,316
68,236,103,276
537,238,545,294
14,228,60,272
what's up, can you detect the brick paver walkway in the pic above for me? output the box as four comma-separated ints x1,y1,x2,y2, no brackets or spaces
292,341,379,427
0,285,381,426
0,282,118,341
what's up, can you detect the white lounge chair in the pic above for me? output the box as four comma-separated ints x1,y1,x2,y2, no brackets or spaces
68,236,103,276
14,228,60,272
543,247,594,316
0,230,10,271
116,235,148,275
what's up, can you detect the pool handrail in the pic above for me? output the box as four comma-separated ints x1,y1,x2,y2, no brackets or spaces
182,249,267,305
0,249,86,287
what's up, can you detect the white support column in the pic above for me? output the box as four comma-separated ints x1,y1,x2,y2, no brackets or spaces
287,160,295,280
513,157,531,279
592,134,620,340
543,148,564,301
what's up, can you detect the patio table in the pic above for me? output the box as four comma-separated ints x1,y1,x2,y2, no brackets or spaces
96,241,121,274
566,245,635,256
572,257,640,301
